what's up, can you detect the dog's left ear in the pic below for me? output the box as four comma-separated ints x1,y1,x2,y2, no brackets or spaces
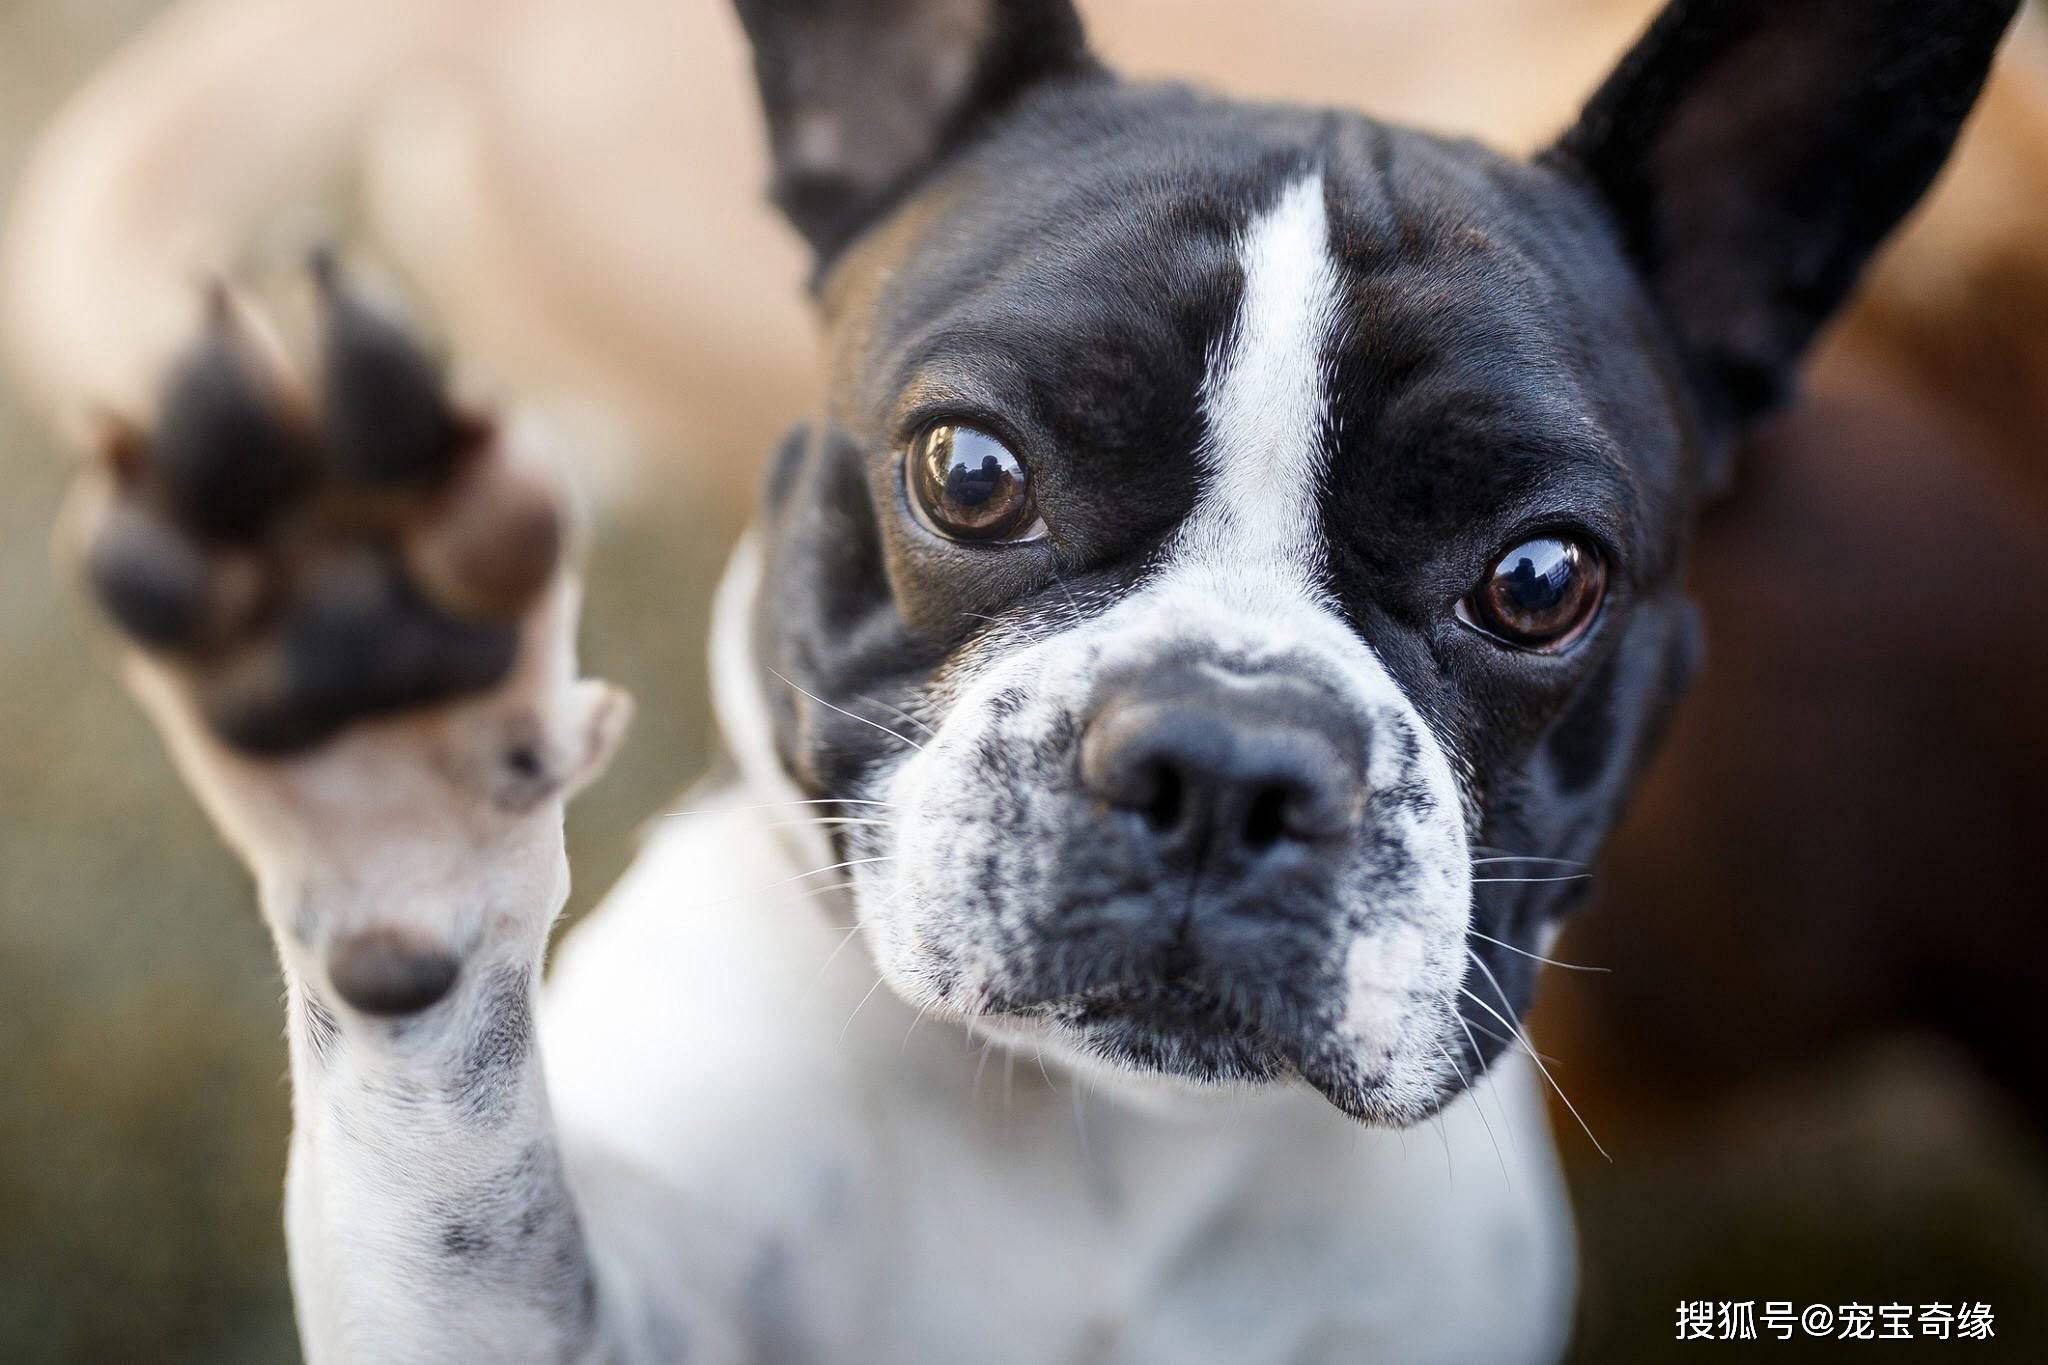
1549,0,2019,436
733,0,1095,268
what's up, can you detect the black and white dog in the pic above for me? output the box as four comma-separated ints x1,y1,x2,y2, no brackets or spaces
70,0,2017,1359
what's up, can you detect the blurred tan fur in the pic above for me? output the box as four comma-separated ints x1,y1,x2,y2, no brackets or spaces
6,0,2044,510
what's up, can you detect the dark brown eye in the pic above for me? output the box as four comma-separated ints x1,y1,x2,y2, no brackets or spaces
1460,536,1606,651
906,424,1044,543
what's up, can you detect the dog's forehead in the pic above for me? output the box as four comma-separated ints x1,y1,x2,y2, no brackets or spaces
851,93,1612,366
823,83,1684,580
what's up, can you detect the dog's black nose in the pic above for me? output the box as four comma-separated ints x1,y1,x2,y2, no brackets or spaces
1080,664,1363,867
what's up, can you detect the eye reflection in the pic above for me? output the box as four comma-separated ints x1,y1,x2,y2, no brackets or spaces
1501,542,1574,613
1460,535,1605,651
906,424,1043,543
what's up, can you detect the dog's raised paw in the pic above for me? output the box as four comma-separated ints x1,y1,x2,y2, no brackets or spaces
80,261,564,758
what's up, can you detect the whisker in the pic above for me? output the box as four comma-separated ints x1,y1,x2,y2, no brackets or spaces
1048,557,1089,630
1472,845,1586,867
972,1035,995,1102
781,877,861,906
759,816,898,833
841,976,887,1039
767,666,926,752
1462,1016,1511,1047
687,876,860,929
1462,953,1609,1162
1454,1012,1522,1155
1072,1077,1093,1166
902,997,936,1052
862,693,938,738
1460,983,1603,1160
1463,1016,1561,1066
663,796,896,821
1468,948,1569,1068
1470,856,1588,869
684,856,896,916
811,922,866,986
1436,1041,1510,1183
1467,928,1610,974
1470,874,1593,885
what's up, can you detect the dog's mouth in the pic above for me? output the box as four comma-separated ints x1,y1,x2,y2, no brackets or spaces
1009,977,1311,1092
977,975,1446,1123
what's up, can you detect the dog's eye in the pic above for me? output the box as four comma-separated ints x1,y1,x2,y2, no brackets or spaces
1458,536,1605,651
905,424,1044,544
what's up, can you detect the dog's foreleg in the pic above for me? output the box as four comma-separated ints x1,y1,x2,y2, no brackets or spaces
142,567,628,1365
272,808,606,1363
65,272,644,1362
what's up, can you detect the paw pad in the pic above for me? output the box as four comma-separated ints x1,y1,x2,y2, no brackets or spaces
313,251,473,489
153,287,316,540
327,927,461,1016
83,258,563,756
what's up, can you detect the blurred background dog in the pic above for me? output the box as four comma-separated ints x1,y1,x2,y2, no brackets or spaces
4,1,2046,1359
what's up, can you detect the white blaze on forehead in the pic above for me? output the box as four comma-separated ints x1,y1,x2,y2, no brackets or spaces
872,171,1475,1111
1178,173,1341,593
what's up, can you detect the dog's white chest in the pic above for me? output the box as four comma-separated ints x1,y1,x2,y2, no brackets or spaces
539,791,1577,1363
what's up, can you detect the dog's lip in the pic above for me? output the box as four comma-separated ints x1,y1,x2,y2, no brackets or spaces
1003,980,1411,1121
1064,977,1255,1033
1009,977,1303,1078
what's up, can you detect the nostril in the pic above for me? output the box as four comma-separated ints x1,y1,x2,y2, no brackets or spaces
1242,783,1291,850
1141,760,1185,834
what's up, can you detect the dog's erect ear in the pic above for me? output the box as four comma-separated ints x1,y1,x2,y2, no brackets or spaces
1549,0,2019,432
733,0,1095,267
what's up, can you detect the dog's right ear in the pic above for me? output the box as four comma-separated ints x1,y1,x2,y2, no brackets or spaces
733,0,1095,269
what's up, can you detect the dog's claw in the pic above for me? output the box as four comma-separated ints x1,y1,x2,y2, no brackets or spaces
80,254,561,758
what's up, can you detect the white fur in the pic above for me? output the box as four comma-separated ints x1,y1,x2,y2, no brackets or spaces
544,795,1576,1362
530,544,1578,1360
108,500,1571,1363
1179,173,1342,591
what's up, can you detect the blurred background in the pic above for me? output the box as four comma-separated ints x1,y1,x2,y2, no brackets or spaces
3,1,2046,1360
